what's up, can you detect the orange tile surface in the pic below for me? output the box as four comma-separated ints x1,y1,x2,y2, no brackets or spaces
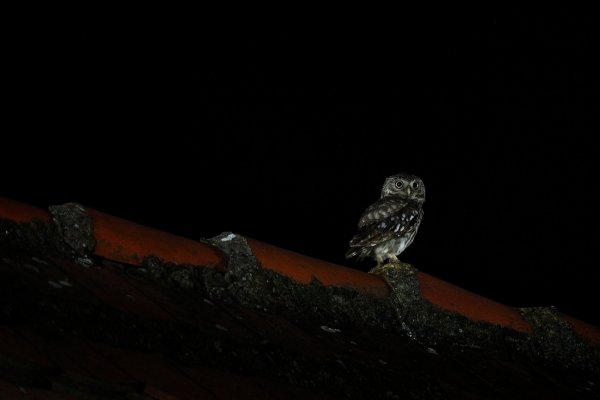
418,272,532,333
94,344,216,400
247,238,390,298
563,315,600,345
59,259,173,321
88,208,224,269
3,197,599,341
0,196,50,222
0,325,54,368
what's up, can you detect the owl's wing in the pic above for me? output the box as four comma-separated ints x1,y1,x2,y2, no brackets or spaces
357,196,408,228
349,199,421,248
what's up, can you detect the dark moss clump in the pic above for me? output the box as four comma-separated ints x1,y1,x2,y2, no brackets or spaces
0,219,63,255
521,306,600,372
146,232,399,330
0,203,96,266
49,203,96,265
146,232,599,374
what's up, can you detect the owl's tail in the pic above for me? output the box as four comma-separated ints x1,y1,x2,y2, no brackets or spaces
345,248,359,259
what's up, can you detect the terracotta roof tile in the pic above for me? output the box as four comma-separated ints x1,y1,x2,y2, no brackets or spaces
247,237,390,297
418,272,532,333
1,196,598,341
0,325,54,369
88,208,224,269
563,315,600,345
25,333,136,385
92,344,216,400
182,366,279,400
1,196,599,398
0,197,50,223
56,258,172,321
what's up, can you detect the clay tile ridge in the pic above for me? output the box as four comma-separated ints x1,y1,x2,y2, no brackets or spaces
1,196,598,345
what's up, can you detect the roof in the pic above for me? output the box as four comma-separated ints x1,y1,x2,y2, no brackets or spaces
0,196,598,399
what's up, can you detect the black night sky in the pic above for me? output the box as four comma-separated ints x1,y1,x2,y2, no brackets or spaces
5,14,599,325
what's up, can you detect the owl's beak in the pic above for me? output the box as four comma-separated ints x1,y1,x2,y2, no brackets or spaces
406,187,412,196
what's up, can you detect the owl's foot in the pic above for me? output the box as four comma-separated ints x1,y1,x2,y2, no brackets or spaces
369,260,413,276
372,254,404,273
389,254,400,264
370,263,393,276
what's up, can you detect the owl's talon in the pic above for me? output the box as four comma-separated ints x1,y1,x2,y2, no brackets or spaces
370,262,394,274
369,261,414,277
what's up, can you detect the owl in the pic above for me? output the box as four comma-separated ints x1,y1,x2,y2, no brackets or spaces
346,173,425,266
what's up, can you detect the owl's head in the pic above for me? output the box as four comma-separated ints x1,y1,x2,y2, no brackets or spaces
381,173,425,202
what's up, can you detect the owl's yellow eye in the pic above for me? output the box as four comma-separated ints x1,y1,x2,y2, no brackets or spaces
395,181,403,189
412,181,420,189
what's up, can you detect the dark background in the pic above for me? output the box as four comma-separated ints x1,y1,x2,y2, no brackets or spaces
4,14,599,325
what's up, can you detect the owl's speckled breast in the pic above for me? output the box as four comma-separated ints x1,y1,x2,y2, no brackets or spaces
374,229,416,259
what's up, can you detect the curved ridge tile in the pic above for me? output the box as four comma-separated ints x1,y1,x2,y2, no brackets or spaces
246,238,390,298
87,209,224,269
562,315,600,345
0,197,50,222
4,197,599,342
418,272,532,333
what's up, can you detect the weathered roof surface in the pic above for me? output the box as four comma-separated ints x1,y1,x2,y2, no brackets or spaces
1,196,598,399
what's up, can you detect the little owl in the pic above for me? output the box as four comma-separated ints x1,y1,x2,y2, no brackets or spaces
346,172,425,266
